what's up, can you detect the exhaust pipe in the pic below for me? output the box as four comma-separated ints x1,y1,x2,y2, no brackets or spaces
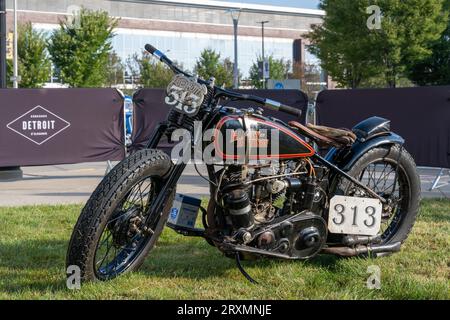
322,242,401,257
342,235,382,246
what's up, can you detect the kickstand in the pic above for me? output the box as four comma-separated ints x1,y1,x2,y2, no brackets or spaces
235,253,259,284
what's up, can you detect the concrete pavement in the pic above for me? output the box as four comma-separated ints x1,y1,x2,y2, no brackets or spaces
0,162,210,206
0,162,448,207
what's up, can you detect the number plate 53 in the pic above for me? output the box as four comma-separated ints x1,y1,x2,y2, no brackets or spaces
328,195,382,236
165,74,208,117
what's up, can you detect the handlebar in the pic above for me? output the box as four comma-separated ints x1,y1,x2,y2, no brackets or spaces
145,44,192,79
144,44,158,55
265,99,304,117
145,44,302,118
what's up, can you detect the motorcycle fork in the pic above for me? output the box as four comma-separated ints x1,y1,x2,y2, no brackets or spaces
146,122,168,149
143,112,217,228
144,162,186,228
143,122,187,225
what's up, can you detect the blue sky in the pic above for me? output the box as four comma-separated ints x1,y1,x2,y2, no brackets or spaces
225,0,320,9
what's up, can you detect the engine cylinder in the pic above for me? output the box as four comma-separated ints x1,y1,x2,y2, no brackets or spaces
224,189,253,229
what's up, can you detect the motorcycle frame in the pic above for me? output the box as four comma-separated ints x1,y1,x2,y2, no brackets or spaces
143,91,402,231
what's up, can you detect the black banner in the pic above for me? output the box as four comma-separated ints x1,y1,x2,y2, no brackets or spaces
316,86,450,168
131,89,308,151
132,89,168,151
0,88,125,167
0,299,441,317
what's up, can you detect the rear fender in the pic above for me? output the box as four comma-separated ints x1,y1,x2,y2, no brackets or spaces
326,133,405,171
325,116,405,171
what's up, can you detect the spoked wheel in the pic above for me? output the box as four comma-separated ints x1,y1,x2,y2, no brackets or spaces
357,160,407,241
95,177,158,280
337,145,421,245
67,149,175,282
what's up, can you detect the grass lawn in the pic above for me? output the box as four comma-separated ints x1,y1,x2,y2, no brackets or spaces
0,199,448,300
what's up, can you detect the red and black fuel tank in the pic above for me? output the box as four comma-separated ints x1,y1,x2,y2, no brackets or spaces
213,115,315,161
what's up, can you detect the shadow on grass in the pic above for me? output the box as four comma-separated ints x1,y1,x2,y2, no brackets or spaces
308,254,341,269
139,238,342,280
0,236,342,295
0,272,68,296
0,238,69,294
0,239,67,269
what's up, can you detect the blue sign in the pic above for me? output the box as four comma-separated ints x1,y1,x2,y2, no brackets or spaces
170,208,178,220
274,82,285,89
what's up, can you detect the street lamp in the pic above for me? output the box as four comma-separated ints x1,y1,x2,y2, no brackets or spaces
0,0,6,88
0,0,22,179
228,9,240,89
12,0,19,88
257,21,269,89
258,21,269,64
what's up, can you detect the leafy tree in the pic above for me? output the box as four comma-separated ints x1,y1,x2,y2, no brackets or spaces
17,23,51,88
5,23,51,88
223,57,237,86
308,0,447,88
131,53,174,88
106,52,125,87
6,59,12,87
194,49,234,88
290,61,323,99
307,1,380,88
125,55,140,86
408,0,450,86
249,55,291,89
47,8,118,87
359,75,415,88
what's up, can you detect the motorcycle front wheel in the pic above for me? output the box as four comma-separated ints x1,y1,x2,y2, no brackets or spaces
66,149,175,282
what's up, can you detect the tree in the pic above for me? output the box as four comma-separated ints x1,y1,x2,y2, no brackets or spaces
223,57,237,86
290,61,323,99
308,0,447,88
5,23,51,88
194,49,234,88
307,1,380,88
408,0,450,86
6,59,12,87
106,52,125,87
249,55,291,89
131,53,174,88
47,8,118,87
125,54,140,86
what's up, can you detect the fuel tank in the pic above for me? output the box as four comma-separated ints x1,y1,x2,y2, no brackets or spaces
213,115,315,162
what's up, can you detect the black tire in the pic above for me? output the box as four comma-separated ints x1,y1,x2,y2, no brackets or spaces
336,145,421,245
66,149,175,282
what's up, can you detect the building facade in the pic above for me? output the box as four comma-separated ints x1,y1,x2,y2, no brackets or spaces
5,0,325,81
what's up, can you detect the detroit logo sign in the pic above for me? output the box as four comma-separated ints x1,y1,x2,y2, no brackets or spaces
6,106,71,145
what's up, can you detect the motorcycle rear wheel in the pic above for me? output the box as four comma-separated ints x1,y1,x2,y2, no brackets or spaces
66,149,175,282
336,145,421,246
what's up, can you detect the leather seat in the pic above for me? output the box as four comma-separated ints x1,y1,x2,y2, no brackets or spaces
289,121,357,149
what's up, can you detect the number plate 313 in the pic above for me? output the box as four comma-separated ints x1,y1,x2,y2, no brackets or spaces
328,195,382,236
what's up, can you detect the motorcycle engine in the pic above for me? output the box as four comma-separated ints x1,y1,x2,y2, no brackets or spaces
219,163,327,259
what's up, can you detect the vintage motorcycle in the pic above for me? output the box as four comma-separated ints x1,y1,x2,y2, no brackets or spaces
67,44,420,282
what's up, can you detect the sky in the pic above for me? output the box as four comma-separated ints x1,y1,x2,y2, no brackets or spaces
225,0,321,9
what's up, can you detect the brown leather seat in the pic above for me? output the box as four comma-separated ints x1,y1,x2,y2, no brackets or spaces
289,121,357,149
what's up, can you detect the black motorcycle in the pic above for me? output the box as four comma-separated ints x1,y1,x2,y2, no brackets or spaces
67,44,420,283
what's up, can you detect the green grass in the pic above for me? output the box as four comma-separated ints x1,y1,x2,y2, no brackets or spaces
0,200,448,300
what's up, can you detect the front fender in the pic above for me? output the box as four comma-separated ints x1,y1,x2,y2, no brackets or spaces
325,132,405,171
